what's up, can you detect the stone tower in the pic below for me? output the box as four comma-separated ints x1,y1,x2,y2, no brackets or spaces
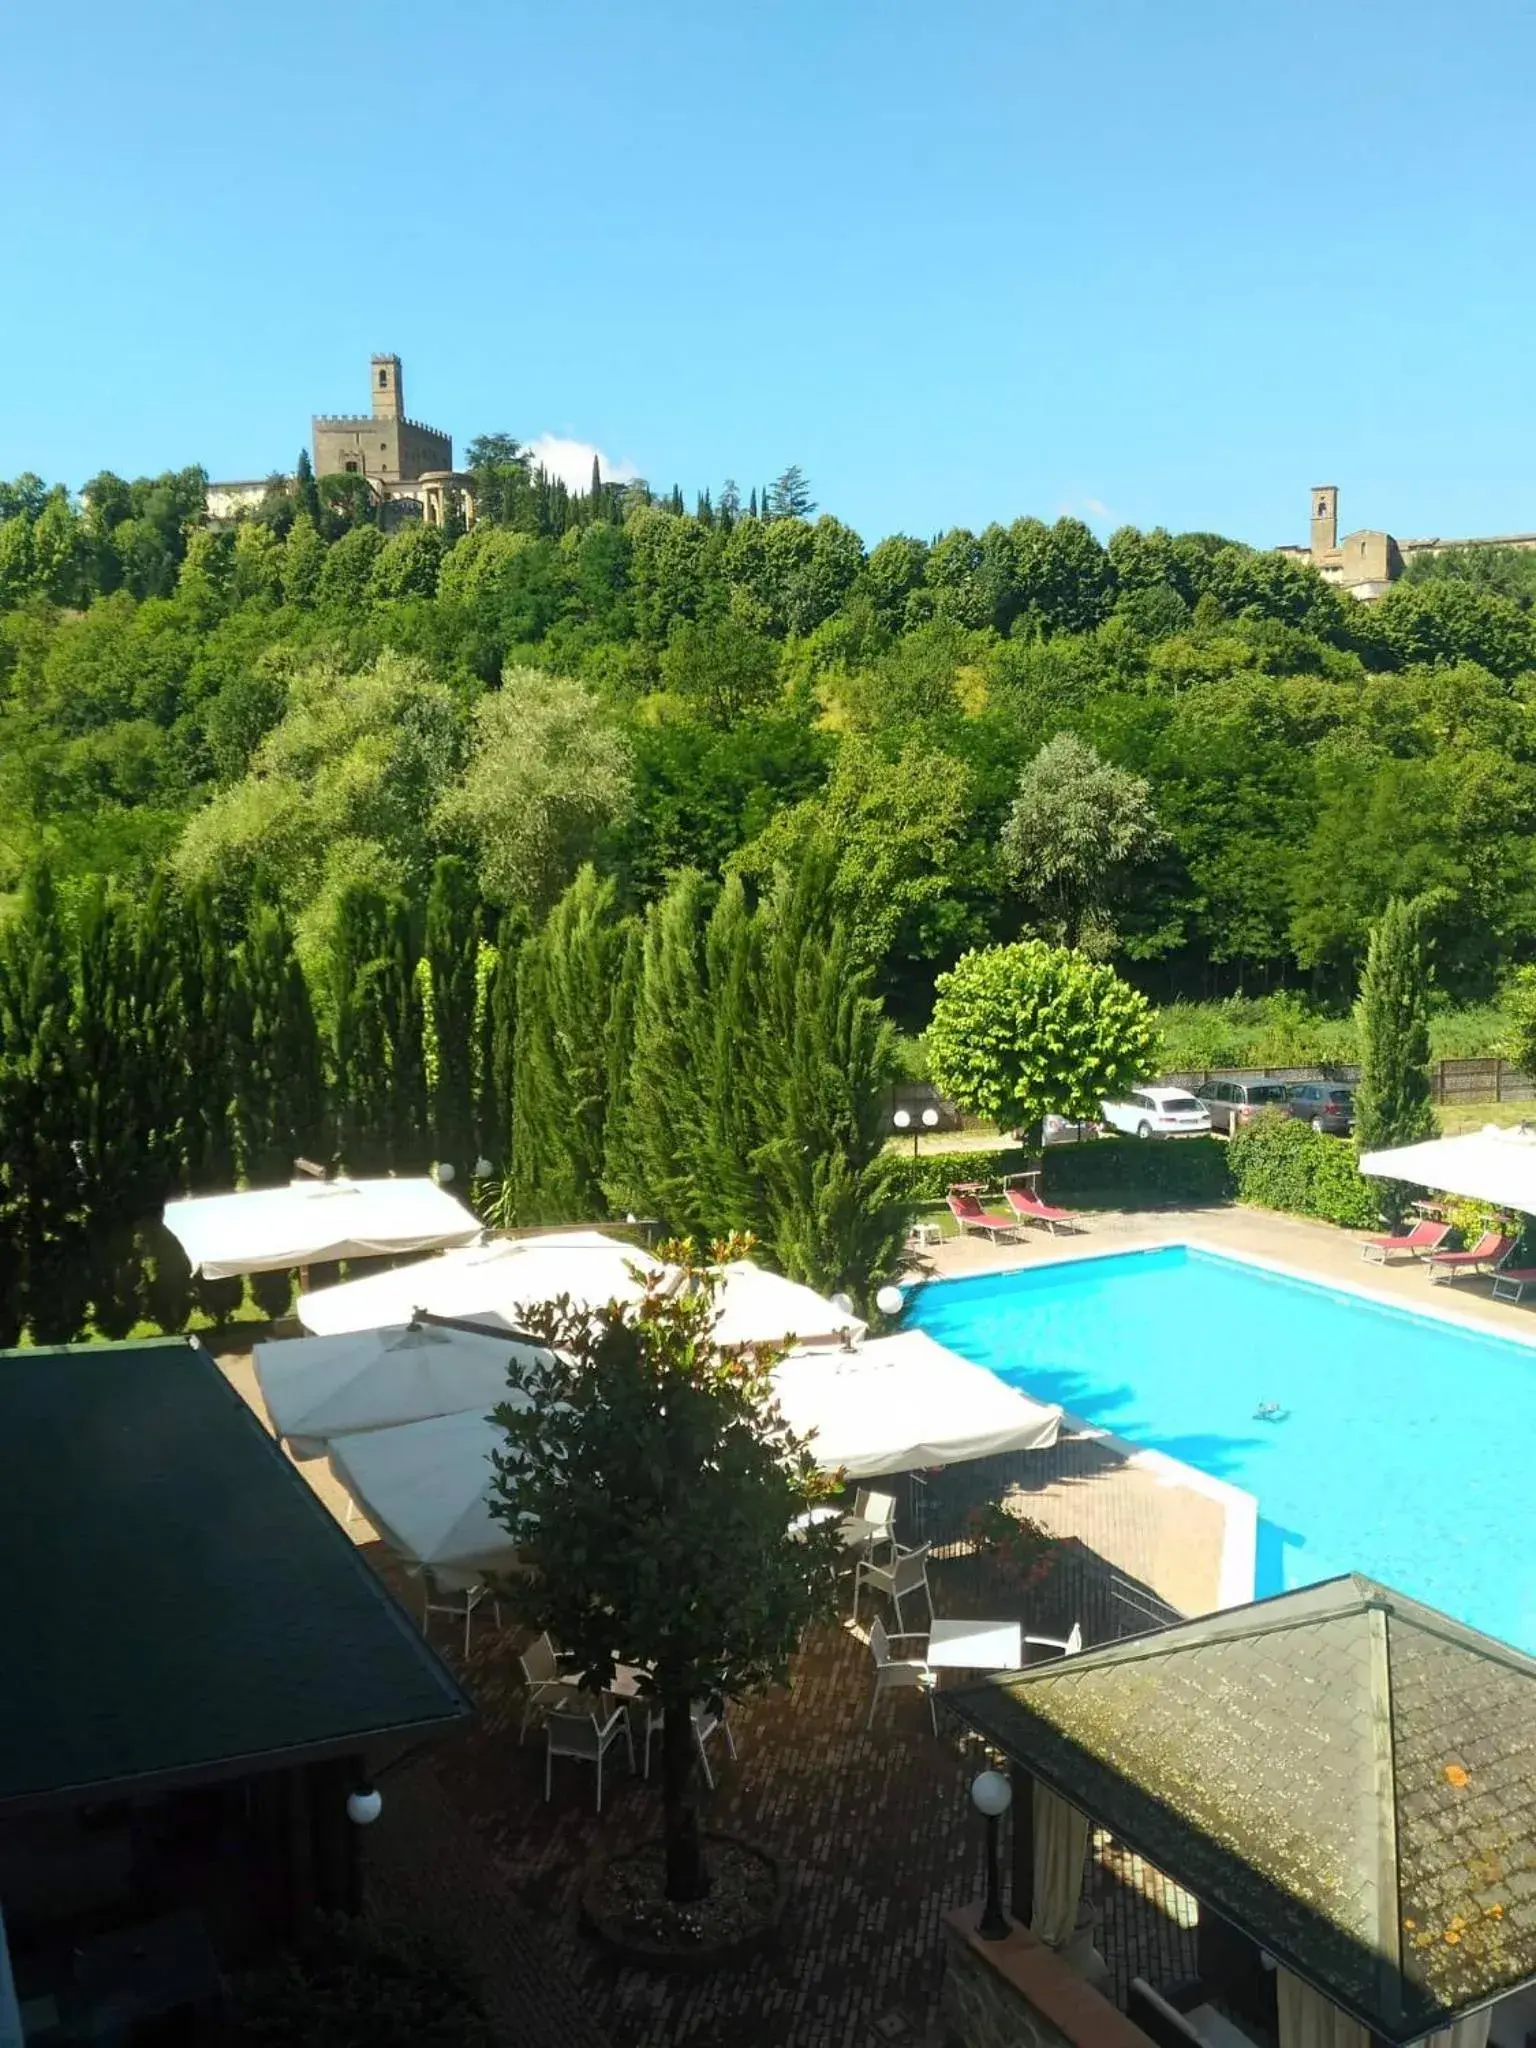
371,353,403,421
313,355,451,490
1310,485,1338,558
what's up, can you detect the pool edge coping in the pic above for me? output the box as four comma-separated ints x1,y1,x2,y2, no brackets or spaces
899,1227,1536,1621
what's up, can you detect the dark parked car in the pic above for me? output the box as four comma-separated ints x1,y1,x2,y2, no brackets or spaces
1285,1082,1355,1135
1194,1078,1292,1133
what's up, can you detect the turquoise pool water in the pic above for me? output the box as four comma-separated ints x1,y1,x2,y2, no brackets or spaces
907,1244,1536,1651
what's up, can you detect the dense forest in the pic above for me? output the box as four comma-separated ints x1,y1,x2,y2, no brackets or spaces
3,442,1536,1336
5,447,1536,1021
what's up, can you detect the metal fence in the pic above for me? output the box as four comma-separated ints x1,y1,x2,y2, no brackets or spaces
1161,1057,1535,1107
893,1061,1533,1131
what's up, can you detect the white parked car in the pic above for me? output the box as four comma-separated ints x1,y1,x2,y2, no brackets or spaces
1100,1087,1212,1140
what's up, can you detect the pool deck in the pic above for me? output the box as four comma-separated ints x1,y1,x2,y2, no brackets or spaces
906,1202,1536,1623
913,1200,1536,1344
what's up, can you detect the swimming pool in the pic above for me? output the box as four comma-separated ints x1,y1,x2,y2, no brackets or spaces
907,1243,1536,1651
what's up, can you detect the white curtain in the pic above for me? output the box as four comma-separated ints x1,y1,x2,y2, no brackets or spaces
1277,1970,1371,2048
1420,2013,1493,2048
1030,1785,1091,1948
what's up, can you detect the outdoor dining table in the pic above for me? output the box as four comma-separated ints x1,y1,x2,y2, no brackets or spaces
559,1661,651,1700
926,1618,1023,1676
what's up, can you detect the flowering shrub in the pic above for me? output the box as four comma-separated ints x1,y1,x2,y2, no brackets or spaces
968,1502,1059,1589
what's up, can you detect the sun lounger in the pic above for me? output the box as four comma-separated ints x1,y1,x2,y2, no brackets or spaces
1004,1186,1082,1236
1424,1231,1517,1284
1492,1267,1536,1304
946,1192,1021,1242
1361,1220,1451,1264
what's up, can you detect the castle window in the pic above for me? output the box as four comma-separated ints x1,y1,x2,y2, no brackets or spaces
344,460,357,474
379,369,387,388
1317,500,1327,517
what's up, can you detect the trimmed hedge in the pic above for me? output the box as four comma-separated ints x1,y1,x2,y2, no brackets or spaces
1225,1111,1379,1228
900,1137,1232,1210
901,1147,1035,1203
1043,1135,1233,1208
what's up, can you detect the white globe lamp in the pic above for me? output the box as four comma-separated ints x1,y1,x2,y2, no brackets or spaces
970,1769,1013,1938
875,1284,905,1319
346,1786,384,1826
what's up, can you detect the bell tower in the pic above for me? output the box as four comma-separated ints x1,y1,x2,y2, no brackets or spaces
371,353,403,421
1310,484,1338,558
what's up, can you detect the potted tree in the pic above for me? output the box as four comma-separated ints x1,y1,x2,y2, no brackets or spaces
487,1242,843,1967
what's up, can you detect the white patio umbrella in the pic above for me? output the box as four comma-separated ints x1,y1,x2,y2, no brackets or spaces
707,1261,867,1351
1359,1124,1536,1212
297,1230,668,1336
162,1175,482,1279
326,1407,523,1573
253,1321,546,1459
771,1329,1061,1478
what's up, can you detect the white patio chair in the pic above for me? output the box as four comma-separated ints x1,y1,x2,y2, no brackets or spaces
544,1701,635,1812
853,1540,933,1632
866,1615,937,1733
518,1631,580,1742
642,1701,738,1790
838,1487,898,1563
1024,1621,1083,1662
419,1567,501,1656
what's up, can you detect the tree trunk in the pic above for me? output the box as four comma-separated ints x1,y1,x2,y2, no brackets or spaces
661,1699,711,1903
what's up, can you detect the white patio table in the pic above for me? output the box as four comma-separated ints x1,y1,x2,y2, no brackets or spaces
926,1618,1023,1675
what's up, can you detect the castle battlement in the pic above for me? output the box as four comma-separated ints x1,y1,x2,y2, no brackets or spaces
312,412,448,438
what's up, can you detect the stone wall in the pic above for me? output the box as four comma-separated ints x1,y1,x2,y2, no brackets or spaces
942,1907,1156,2048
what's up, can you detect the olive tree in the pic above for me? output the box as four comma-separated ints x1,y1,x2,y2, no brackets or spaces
926,940,1158,1135
488,1250,840,1903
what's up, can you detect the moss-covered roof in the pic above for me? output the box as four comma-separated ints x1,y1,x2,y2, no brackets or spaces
0,1337,470,1811
948,1575,1536,2043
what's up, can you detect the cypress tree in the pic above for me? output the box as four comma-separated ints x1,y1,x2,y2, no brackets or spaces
747,845,911,1301
604,872,712,1234
383,898,430,1173
510,868,633,1222
694,874,768,1242
1355,896,1437,1221
74,882,148,1336
179,887,237,1192
599,919,646,1219
235,899,326,1186
478,910,525,1174
295,447,323,527
426,857,479,1178
0,867,90,1342
136,876,188,1205
332,883,395,1176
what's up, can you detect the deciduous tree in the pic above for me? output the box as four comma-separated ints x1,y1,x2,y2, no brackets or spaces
488,1258,840,1903
927,940,1158,1136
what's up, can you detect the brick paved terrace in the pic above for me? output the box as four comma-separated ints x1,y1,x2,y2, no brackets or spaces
361,1535,1200,2048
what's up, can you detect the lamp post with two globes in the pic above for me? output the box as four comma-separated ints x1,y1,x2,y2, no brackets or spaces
892,1103,941,1161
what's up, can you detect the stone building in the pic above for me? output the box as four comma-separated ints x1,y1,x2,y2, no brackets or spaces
206,355,475,529
312,355,475,528
1278,483,1536,598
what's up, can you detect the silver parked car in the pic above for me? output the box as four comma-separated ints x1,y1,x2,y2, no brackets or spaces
1194,1078,1291,1133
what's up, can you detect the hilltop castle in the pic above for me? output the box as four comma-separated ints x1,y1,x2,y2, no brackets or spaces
1277,485,1536,599
206,355,476,528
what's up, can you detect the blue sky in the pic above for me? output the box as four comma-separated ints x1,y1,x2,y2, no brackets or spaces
5,2,1535,550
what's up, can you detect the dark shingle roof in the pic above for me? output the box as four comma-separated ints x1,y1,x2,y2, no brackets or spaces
948,1575,1536,2043
0,1338,470,1810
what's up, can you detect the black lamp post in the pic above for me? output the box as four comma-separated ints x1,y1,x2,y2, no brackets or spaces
893,1104,941,1161
971,1768,1014,1939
